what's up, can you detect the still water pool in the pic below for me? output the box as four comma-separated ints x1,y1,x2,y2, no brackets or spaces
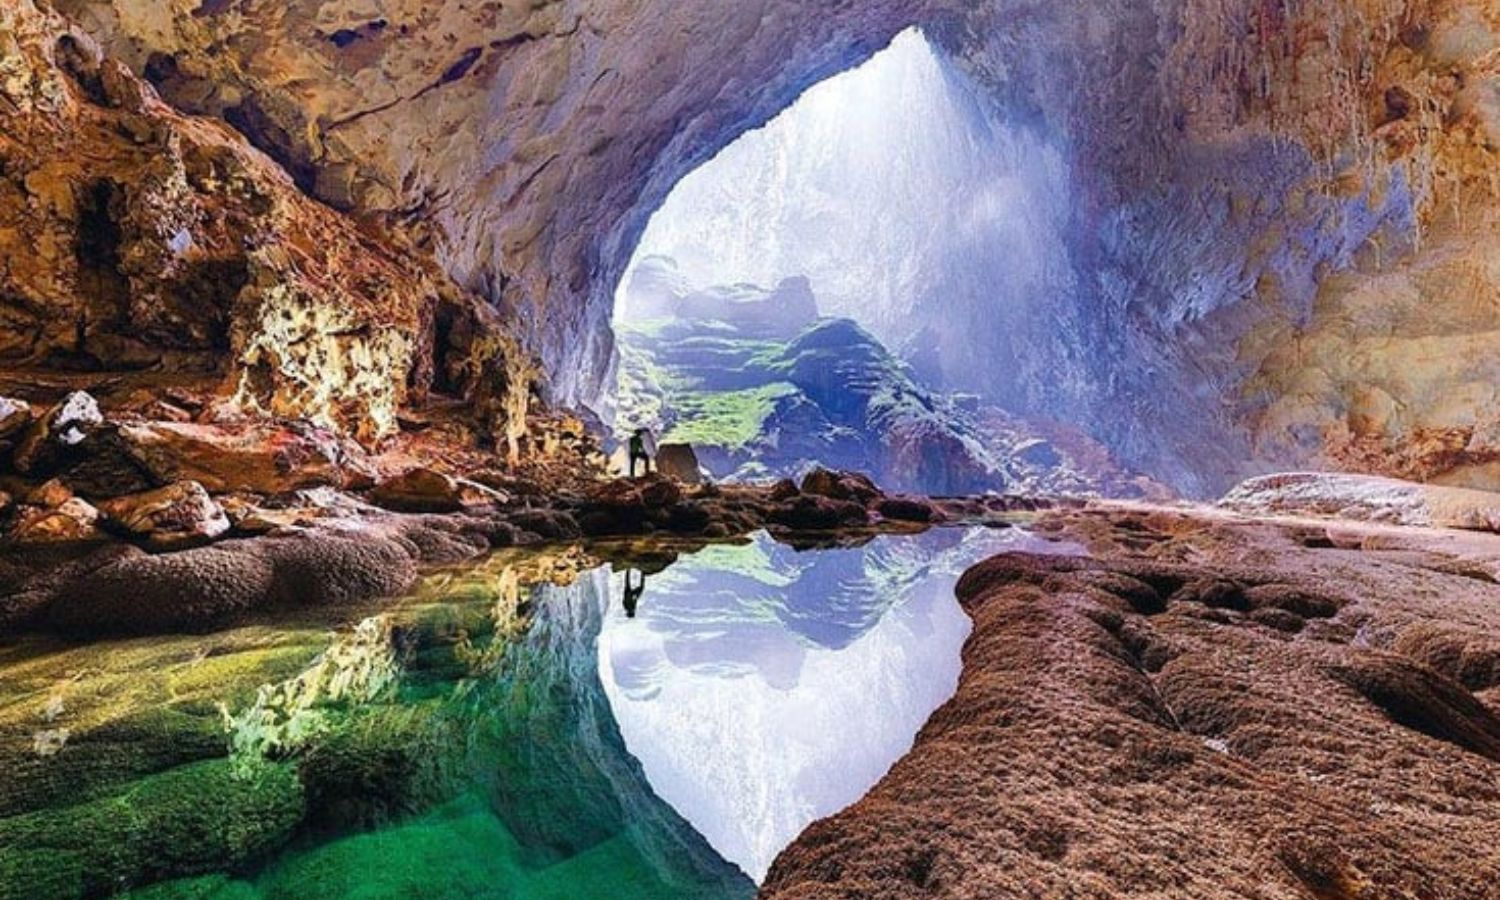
0,526,1071,899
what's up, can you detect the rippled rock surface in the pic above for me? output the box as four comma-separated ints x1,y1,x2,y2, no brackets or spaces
765,505,1500,897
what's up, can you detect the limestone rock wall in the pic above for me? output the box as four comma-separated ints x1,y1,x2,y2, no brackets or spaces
931,0,1500,494
22,0,1500,493
49,0,926,410
1,0,535,445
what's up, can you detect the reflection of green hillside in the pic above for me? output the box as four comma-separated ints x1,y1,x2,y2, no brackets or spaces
671,541,796,588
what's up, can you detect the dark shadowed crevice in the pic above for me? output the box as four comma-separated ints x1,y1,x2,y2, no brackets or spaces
69,178,129,367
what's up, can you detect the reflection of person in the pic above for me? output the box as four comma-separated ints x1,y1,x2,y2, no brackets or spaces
628,428,653,478
623,569,646,618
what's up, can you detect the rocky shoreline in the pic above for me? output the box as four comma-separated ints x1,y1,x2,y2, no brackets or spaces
762,502,1500,898
0,386,1053,638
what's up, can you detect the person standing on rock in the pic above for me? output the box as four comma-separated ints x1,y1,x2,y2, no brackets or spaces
628,427,654,478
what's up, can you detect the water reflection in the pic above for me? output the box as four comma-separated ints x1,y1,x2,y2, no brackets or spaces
238,560,754,899
623,570,647,619
598,526,1074,881
0,526,1075,898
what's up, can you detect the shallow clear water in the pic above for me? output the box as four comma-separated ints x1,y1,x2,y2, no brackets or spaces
0,526,1072,899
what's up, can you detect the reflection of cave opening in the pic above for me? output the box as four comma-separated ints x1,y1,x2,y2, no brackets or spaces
610,29,1149,497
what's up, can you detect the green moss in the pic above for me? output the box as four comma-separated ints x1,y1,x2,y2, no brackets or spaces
0,705,226,819
164,642,328,710
0,759,304,899
661,383,800,451
244,794,748,900
125,874,259,900
298,701,462,832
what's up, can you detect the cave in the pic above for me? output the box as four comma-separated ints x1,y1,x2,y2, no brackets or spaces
610,28,1129,497
2,1,1500,897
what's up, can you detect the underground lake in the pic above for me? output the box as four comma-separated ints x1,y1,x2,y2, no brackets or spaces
0,524,1077,898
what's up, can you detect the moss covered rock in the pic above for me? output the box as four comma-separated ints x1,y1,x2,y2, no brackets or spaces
298,702,462,832
0,759,304,898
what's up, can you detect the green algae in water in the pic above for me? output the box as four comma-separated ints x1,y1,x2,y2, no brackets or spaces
0,531,1055,899
0,759,304,900
106,563,754,900
142,793,745,900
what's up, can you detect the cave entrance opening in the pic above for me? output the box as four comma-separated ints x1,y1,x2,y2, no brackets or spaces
608,27,1104,496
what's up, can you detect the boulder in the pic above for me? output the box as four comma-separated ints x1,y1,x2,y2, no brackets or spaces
1013,438,1063,469
800,468,881,504
874,496,938,523
593,474,684,510
507,508,582,542
220,489,375,535
97,481,231,550
13,392,103,473
55,426,159,499
656,443,704,484
576,475,686,536
8,497,106,546
0,397,32,441
24,479,75,508
770,494,870,531
369,467,508,513
769,478,801,501
116,422,371,494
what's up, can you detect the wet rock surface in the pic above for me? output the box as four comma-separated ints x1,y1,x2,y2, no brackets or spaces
0,385,1033,636
764,503,1500,898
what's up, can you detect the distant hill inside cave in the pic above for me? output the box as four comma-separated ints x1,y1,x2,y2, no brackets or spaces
613,257,1163,499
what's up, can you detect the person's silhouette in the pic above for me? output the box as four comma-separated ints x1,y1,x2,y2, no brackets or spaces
628,428,653,478
623,569,646,618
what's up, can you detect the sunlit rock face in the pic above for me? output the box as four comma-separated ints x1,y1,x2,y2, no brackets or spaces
57,0,1500,494
0,0,534,444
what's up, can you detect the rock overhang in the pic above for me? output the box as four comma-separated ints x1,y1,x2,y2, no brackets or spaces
18,0,1500,496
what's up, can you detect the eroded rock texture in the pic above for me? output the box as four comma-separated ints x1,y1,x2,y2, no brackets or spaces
43,0,1498,495
50,0,925,410
1,0,537,445
763,507,1500,898
932,0,1500,494
2,1,1496,493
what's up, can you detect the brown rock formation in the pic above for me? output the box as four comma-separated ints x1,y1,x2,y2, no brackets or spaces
95,479,229,549
763,506,1500,897
40,0,1499,495
48,0,925,412
0,0,536,446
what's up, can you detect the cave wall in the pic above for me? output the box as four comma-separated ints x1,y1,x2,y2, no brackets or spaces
48,0,927,410
918,0,1500,495
27,0,1500,494
1,0,539,445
